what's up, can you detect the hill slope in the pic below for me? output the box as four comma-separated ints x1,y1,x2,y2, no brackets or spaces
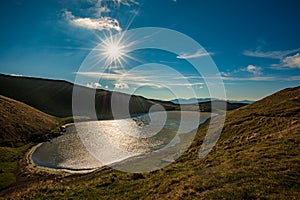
1,86,299,199
0,95,61,190
0,95,60,147
0,74,177,119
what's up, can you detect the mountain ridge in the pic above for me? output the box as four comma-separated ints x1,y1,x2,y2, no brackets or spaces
0,74,246,119
0,74,178,119
171,98,254,105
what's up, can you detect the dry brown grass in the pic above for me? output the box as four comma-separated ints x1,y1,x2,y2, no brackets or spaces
0,95,60,147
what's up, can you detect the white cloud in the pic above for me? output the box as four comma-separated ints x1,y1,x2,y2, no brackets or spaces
86,83,93,88
177,49,213,59
10,73,23,77
244,65,262,75
64,10,122,32
94,82,102,88
282,53,300,69
86,82,102,88
115,82,129,89
243,49,300,59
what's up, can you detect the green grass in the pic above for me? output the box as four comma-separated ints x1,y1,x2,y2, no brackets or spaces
0,144,33,190
0,95,75,191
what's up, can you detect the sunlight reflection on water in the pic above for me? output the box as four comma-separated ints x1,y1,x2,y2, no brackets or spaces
32,111,210,170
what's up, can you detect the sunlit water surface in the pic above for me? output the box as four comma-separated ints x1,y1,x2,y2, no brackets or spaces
31,111,211,170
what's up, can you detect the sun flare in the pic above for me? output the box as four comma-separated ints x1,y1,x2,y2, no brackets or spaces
99,33,129,68
106,43,123,60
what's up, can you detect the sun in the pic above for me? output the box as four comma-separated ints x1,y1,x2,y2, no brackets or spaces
95,31,139,71
99,33,129,68
106,43,123,61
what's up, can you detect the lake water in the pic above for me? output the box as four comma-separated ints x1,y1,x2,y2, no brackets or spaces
31,111,211,171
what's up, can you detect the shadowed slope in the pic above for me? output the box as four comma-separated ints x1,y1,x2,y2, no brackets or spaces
0,95,60,147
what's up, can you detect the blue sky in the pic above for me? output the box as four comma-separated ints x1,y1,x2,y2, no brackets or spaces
0,0,300,100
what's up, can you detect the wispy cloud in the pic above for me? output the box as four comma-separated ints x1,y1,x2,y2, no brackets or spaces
64,10,122,32
243,49,300,59
221,76,300,81
216,67,300,81
177,49,213,59
220,64,262,77
217,62,300,82
87,6,110,18
75,71,145,80
117,0,139,6
85,0,139,7
75,69,205,89
244,48,300,70
282,53,300,69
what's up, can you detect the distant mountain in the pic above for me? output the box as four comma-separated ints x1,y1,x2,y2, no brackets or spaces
171,98,216,104
171,98,254,105
0,74,178,120
172,99,247,113
228,99,254,104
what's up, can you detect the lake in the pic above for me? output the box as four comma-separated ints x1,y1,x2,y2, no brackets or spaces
31,111,211,171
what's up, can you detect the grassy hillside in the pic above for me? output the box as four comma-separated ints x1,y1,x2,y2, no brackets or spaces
0,95,61,190
1,86,299,199
0,74,178,119
0,95,60,147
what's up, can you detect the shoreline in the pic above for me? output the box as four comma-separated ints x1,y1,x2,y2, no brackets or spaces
27,111,213,174
24,121,100,174
26,138,100,175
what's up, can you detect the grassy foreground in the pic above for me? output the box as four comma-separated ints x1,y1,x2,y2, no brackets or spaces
1,87,299,199
0,95,67,190
0,144,33,190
